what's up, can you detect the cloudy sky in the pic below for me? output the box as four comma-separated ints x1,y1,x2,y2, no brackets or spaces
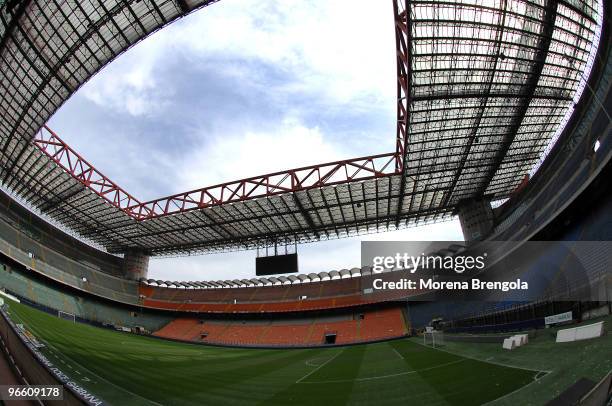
48,0,463,281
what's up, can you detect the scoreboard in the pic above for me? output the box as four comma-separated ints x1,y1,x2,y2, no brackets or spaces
256,253,298,276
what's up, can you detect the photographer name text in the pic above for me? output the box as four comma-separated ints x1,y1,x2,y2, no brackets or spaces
373,278,528,292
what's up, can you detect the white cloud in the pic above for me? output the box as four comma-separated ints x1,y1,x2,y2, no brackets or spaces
79,0,395,116
177,117,345,190
50,0,466,281
56,0,397,194
80,37,171,116
182,0,395,105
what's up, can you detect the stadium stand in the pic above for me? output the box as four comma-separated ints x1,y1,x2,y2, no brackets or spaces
153,306,408,347
408,156,612,333
140,276,362,303
0,190,123,276
359,307,408,342
0,261,171,332
0,0,606,364
0,197,139,305
0,1,608,405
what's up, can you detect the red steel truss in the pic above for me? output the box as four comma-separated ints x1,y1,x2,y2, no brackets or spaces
393,0,410,173
33,126,399,221
31,0,592,229
128,152,399,220
31,1,411,223
33,126,141,216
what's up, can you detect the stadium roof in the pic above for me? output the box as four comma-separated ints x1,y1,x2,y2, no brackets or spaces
0,0,604,255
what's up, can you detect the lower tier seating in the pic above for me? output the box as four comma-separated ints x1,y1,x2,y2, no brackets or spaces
153,306,408,347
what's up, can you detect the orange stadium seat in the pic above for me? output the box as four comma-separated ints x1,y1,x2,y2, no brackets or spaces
152,307,408,347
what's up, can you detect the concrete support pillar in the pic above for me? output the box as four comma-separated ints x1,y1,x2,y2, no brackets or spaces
122,250,149,280
457,198,494,242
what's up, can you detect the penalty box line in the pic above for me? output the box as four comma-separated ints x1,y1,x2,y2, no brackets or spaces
296,350,343,383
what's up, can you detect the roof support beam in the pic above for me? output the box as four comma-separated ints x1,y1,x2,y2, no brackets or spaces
411,93,572,102
292,193,320,239
440,0,508,208
477,0,559,195
175,0,190,13
145,206,453,255
0,0,31,49
0,0,601,255
393,0,412,227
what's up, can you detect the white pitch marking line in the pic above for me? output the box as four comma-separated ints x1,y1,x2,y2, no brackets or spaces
299,358,467,384
484,371,552,405
39,340,164,406
392,347,404,360
411,338,552,374
305,358,325,367
296,350,343,383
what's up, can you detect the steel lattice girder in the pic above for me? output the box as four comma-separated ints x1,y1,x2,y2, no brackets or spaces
33,126,400,219
128,154,399,220
32,126,141,213
0,0,604,255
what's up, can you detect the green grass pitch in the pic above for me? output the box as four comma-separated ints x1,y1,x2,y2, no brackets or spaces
2,301,551,405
